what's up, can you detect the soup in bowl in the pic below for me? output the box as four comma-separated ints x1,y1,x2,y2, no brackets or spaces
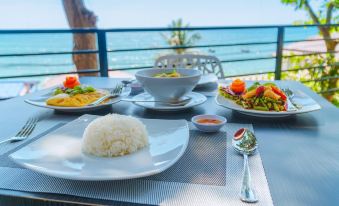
135,68,202,102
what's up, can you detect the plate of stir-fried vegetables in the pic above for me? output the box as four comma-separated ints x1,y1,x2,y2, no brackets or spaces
216,79,321,117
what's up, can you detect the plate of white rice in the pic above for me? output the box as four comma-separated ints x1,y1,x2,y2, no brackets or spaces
10,114,189,181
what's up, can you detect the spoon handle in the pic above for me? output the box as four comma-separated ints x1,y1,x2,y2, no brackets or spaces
122,99,165,103
240,153,258,203
87,94,114,106
121,97,191,105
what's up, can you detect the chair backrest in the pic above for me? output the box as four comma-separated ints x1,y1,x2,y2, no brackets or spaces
154,54,225,79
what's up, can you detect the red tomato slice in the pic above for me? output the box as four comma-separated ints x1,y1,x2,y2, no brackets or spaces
63,76,80,89
272,86,287,100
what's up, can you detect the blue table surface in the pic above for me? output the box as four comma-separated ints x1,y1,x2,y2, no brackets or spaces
0,77,338,206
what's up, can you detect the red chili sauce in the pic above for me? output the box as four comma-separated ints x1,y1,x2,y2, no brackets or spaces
196,118,222,124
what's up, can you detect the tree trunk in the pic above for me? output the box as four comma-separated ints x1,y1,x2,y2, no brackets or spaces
62,0,98,76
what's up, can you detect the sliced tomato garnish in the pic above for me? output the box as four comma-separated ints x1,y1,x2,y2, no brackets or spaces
63,76,80,89
255,86,265,97
272,86,287,100
231,79,246,94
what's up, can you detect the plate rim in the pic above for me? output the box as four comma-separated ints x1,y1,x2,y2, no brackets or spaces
24,98,121,111
24,88,125,111
9,116,190,181
132,92,207,111
215,94,321,117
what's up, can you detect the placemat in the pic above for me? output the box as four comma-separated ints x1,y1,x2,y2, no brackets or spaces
145,130,226,185
0,127,227,186
0,122,273,206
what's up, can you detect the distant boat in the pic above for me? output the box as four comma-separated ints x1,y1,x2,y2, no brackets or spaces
241,49,250,53
208,49,215,53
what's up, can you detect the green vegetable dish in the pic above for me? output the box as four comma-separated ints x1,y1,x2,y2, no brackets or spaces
219,81,288,112
53,85,96,96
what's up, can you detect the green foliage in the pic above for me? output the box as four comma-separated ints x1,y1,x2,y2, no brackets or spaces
281,0,339,25
282,54,338,107
332,93,339,107
281,0,306,9
161,18,201,54
283,54,327,92
280,0,338,106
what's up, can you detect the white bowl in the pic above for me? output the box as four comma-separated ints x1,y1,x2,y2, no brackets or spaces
135,68,201,102
192,114,227,132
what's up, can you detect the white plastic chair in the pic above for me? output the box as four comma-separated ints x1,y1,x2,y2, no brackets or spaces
154,54,225,79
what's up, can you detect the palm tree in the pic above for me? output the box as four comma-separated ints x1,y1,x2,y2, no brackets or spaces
161,19,201,54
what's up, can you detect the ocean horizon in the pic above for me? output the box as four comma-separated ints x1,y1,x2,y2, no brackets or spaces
0,26,318,81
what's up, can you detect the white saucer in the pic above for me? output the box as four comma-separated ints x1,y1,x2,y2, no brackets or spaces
132,92,207,111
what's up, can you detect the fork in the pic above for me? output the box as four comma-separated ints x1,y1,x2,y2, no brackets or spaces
282,88,303,110
0,117,38,145
87,84,123,106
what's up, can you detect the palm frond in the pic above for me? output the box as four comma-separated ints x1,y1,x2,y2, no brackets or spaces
161,18,201,53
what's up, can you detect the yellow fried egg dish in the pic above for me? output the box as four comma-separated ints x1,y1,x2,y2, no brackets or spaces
46,76,109,107
46,90,107,107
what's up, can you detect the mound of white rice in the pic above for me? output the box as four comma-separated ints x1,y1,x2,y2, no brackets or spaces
82,114,148,157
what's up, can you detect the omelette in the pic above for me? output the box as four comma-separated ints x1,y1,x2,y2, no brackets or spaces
46,90,108,107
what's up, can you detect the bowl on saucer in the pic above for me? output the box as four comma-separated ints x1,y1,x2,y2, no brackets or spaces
135,68,201,102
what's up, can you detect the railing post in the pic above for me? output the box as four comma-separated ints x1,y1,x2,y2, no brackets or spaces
97,30,109,77
275,26,284,80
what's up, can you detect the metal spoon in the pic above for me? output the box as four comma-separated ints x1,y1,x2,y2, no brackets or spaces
122,96,192,106
232,128,258,203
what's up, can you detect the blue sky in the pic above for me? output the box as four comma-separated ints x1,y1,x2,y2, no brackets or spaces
0,0,308,28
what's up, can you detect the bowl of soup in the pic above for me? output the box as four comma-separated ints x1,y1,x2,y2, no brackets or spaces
135,68,201,102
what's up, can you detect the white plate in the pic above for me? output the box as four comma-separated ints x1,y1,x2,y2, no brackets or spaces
132,92,207,111
10,114,189,181
215,90,321,117
197,73,218,87
25,87,130,112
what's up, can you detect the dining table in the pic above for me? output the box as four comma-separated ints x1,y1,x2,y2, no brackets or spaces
0,77,338,206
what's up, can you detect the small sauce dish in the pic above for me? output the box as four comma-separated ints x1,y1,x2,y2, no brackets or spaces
192,114,227,132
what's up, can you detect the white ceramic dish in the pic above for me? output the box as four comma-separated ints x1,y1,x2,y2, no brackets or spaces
132,92,207,111
25,87,130,112
215,90,321,118
135,68,201,102
10,114,189,181
192,114,226,132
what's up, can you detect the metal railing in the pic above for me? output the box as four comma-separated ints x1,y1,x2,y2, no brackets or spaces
0,24,338,93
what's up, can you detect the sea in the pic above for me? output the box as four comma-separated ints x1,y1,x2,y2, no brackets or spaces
0,27,318,82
